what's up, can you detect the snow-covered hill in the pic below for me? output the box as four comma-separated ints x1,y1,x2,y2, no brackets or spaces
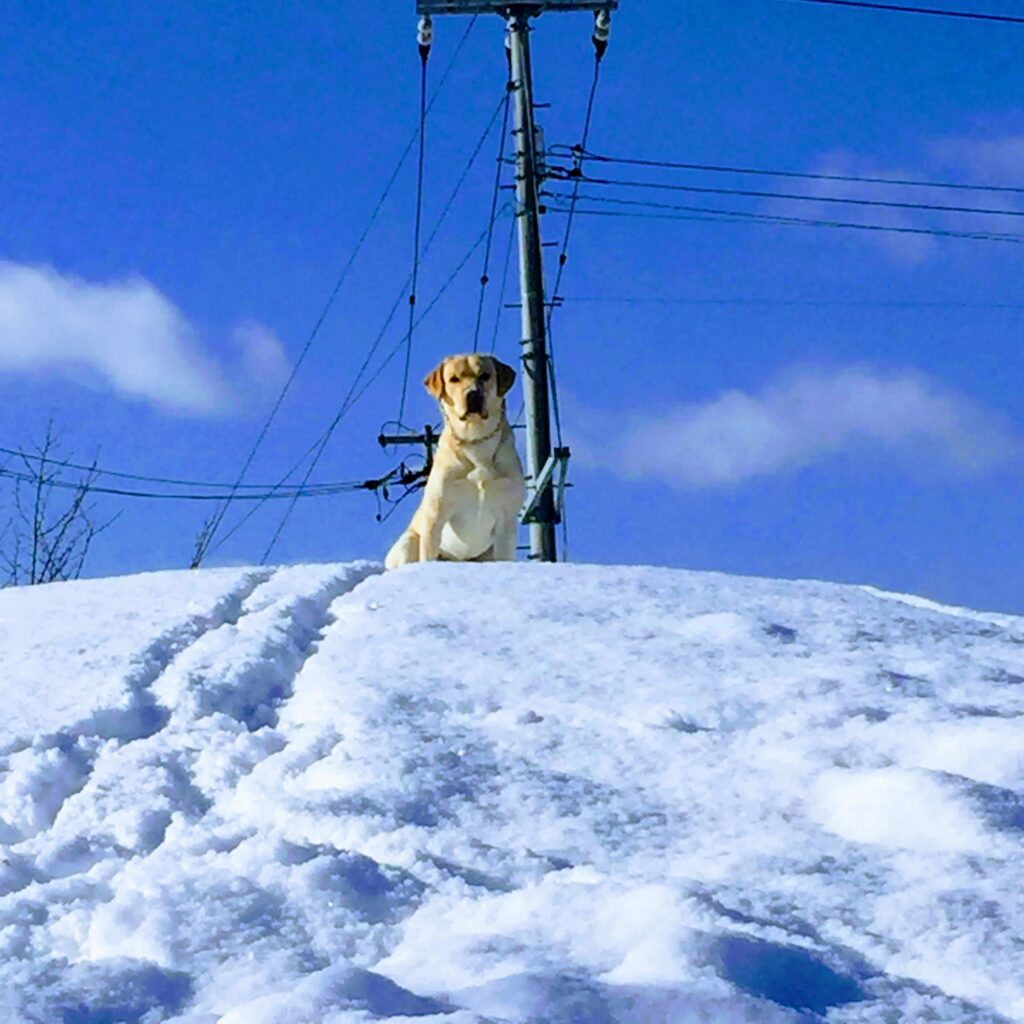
1,562,1022,1024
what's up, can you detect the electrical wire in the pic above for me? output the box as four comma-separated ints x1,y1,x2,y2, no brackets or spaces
399,87,511,419
205,434,335,556
548,61,603,319
330,213,514,440
561,295,1024,308
473,84,514,351
545,191,1024,243
193,14,480,567
398,56,431,429
207,91,512,558
780,0,1024,24
546,57,602,447
0,444,358,494
0,467,364,502
539,47,607,561
553,147,1024,197
339,220,503,432
562,172,1024,220
259,208,510,563
422,91,511,258
399,48,510,418
489,209,519,354
561,203,1024,242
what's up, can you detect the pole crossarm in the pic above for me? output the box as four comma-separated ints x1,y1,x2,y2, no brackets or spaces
378,424,439,477
418,2,616,13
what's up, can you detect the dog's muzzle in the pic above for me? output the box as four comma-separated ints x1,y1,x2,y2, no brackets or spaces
465,389,486,416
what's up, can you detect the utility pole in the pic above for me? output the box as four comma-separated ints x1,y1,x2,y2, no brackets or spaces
416,1,616,561
507,8,556,562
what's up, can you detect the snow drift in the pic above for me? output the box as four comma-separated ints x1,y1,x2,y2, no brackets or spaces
0,561,1022,1023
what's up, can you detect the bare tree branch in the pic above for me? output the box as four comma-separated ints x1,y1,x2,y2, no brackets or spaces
0,420,120,586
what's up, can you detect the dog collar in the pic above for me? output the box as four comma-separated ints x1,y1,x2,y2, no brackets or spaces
443,407,505,445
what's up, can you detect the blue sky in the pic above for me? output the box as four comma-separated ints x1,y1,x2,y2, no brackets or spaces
1,1,1021,612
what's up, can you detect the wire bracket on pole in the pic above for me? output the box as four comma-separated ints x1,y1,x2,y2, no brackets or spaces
378,424,439,472
365,424,440,522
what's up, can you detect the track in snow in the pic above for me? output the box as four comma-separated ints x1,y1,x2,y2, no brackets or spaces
0,561,383,1020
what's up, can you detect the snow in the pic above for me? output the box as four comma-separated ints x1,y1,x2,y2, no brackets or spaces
1,561,1022,1023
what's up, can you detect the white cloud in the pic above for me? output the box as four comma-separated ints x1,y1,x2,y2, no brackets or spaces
768,151,940,266
233,321,291,390
0,262,288,415
932,132,1024,186
765,135,1024,265
577,366,1018,489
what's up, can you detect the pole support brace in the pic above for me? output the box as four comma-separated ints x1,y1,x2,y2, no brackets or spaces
521,445,571,525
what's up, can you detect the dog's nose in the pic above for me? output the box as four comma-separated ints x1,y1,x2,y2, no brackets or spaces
466,390,485,414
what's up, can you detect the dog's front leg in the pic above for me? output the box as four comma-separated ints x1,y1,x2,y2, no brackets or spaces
417,489,446,562
385,530,419,569
492,517,518,561
490,477,524,561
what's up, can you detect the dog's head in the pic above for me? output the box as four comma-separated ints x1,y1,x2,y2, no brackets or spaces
424,354,516,425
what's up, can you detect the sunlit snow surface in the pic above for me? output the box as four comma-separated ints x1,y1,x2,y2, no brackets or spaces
1,562,1022,1023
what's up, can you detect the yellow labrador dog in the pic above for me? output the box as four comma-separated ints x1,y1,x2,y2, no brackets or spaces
385,354,525,568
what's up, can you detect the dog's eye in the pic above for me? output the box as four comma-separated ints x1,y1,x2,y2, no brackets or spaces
480,373,491,382
449,376,460,383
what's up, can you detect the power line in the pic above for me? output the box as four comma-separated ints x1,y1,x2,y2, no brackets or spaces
204,432,337,556
208,209,507,562
422,92,511,259
398,54,431,429
780,0,1024,25
489,209,519,354
389,87,513,425
562,295,1024,309
547,56,603,447
556,148,1024,196
194,14,480,566
401,58,511,416
544,47,607,562
209,91,511,559
565,172,1024,220
259,208,510,563
473,84,514,352
545,191,1024,243
345,243,488,410
548,66,603,317
563,203,1024,243
0,444,357,494
0,467,364,502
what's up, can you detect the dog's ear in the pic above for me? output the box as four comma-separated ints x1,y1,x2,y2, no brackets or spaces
494,359,517,397
423,361,447,400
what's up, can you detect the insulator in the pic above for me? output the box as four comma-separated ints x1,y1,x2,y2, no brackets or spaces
418,15,434,59
593,9,611,60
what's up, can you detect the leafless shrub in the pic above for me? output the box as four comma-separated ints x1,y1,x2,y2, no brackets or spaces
1,420,120,586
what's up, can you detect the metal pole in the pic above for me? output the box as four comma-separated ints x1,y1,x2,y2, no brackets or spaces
507,8,557,562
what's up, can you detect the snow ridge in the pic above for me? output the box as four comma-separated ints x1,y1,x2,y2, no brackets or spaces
0,562,1022,1023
